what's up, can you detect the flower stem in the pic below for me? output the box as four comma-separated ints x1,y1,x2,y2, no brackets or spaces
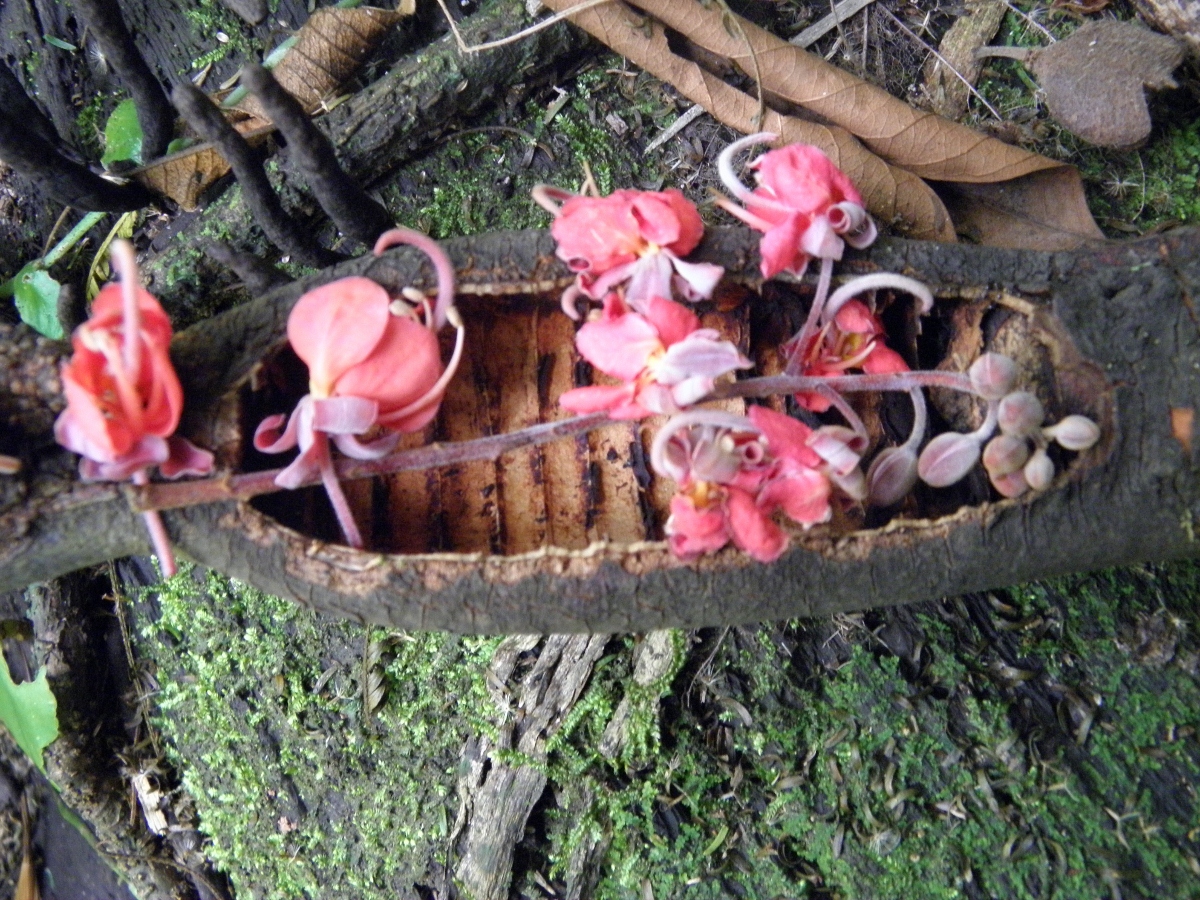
131,469,176,576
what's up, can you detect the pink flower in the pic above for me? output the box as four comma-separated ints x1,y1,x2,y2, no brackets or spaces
532,186,725,317
717,134,877,279
254,228,464,548
558,294,750,419
54,240,213,575
747,406,834,528
652,409,835,563
789,299,908,412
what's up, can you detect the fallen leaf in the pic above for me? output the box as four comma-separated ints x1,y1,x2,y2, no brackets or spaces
545,0,955,240
129,123,273,210
236,6,413,119
979,21,1184,150
543,0,1101,247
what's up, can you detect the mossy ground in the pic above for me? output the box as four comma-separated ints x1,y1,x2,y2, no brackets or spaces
134,562,1200,900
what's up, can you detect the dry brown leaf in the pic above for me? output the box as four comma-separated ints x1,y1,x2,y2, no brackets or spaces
980,21,1185,150
544,0,1104,249
936,166,1105,251
237,6,413,119
129,123,273,210
540,0,955,240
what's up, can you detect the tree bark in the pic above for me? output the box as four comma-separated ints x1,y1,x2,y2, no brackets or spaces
3,226,1199,633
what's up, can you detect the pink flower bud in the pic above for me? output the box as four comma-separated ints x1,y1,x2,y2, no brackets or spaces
997,391,1045,437
982,434,1030,477
866,447,918,507
917,432,981,487
1023,448,1055,491
1044,415,1100,451
968,353,1018,400
991,468,1029,498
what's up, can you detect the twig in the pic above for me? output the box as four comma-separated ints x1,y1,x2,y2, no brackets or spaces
644,104,705,154
240,65,393,247
878,5,1002,121
433,0,615,53
203,241,291,296
73,0,175,159
170,81,341,270
790,0,876,47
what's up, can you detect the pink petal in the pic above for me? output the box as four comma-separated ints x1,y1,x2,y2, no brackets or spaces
78,436,170,482
630,191,686,247
643,295,699,348
832,300,880,335
159,436,215,479
863,345,909,375
310,396,380,434
725,487,787,562
666,494,731,559
559,384,638,415
287,277,391,396
332,316,443,413
747,406,821,468
670,257,725,302
274,440,326,490
574,312,661,381
758,467,832,527
254,410,301,454
800,216,843,260
654,333,748,385
758,214,811,279
624,253,675,309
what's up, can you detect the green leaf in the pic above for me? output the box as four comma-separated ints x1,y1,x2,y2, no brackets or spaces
0,656,59,773
13,263,63,339
101,98,144,167
44,34,78,51
165,137,196,155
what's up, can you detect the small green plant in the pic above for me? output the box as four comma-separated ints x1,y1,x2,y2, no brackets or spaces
0,654,58,773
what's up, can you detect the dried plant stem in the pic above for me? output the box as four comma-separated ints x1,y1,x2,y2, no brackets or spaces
132,367,982,514
433,0,616,53
170,81,340,270
240,65,393,246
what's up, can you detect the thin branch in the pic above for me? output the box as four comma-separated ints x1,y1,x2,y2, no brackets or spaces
203,241,291,296
240,65,393,247
170,81,341,270
73,0,175,159
433,0,616,53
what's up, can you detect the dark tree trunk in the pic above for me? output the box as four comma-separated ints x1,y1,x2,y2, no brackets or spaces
2,226,1198,633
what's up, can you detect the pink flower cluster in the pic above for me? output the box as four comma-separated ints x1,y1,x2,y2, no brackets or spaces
652,407,851,562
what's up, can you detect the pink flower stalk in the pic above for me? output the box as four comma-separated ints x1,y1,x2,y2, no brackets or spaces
651,409,834,563
532,185,725,319
54,240,213,576
558,293,751,419
254,227,465,548
716,133,877,280
789,299,908,412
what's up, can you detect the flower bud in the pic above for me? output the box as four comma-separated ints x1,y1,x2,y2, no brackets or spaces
982,434,1030,477
990,468,1029,498
1044,415,1100,452
1023,448,1055,491
997,391,1045,437
969,353,1018,400
917,432,981,487
866,447,919,507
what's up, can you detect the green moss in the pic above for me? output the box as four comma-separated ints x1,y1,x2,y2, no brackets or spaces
138,567,502,900
181,0,255,70
382,59,668,239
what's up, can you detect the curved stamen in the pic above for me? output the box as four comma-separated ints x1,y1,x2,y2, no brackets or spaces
717,132,778,202
900,387,928,454
969,400,1000,443
812,383,868,450
531,184,575,216
373,227,457,330
785,256,834,374
822,273,935,326
649,409,761,479
111,239,141,378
